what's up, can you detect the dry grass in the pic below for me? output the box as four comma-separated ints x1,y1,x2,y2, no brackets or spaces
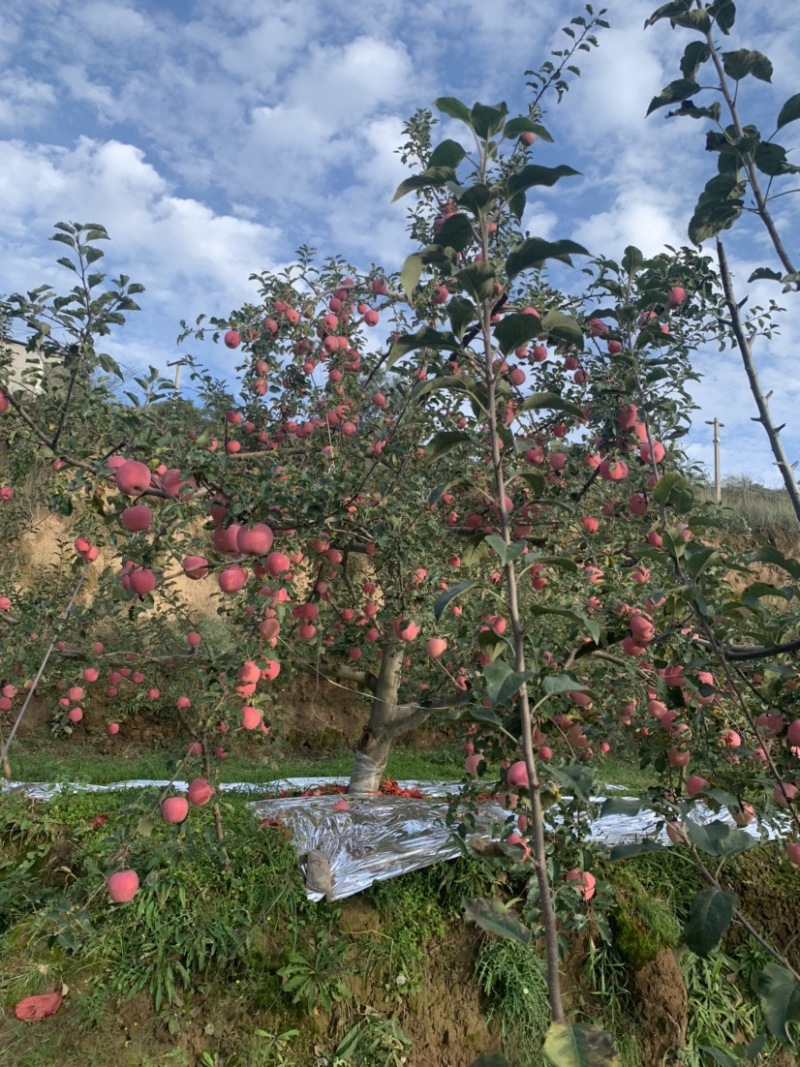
698,476,799,546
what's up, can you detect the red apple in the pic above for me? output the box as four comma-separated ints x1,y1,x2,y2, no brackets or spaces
107,869,139,903
161,797,189,823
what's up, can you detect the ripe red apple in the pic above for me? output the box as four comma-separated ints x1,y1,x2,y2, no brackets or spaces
686,775,708,798
107,869,139,903
120,505,152,532
565,869,596,901
265,551,290,577
519,130,536,146
426,637,448,659
183,556,209,580
236,524,274,556
218,565,247,593
128,567,156,597
187,778,214,806
393,618,420,642
667,286,686,308
241,705,262,730
115,459,151,498
187,631,201,648
261,659,281,681
162,797,189,823
786,843,800,866
224,329,241,349
68,707,83,723
107,722,119,736
507,761,529,788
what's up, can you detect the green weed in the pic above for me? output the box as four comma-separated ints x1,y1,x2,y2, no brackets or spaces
474,937,549,1067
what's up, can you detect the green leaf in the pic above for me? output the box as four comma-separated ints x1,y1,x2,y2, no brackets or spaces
478,630,508,663
754,142,800,177
698,1047,738,1067
647,79,700,116
388,326,459,369
609,840,664,861
644,2,693,30
680,41,711,79
434,579,478,621
686,819,757,857
684,545,718,578
777,92,800,131
428,139,467,169
393,166,458,202
462,534,489,567
684,887,737,956
748,267,783,283
600,797,644,818
752,545,800,581
506,164,580,199
744,1035,766,1060
506,238,589,280
653,470,690,504
621,246,644,274
457,183,493,216
709,0,736,34
485,534,527,566
543,1022,620,1067
722,49,773,83
518,392,585,419
667,100,722,122
470,101,509,139
541,309,585,347
435,96,473,124
493,313,545,355
447,295,478,339
463,898,531,945
504,116,544,139
432,212,477,252
758,963,800,1043
423,430,472,461
688,173,744,244
527,604,601,644
413,374,481,406
457,262,497,303
543,674,586,696
399,253,424,302
671,8,712,31
483,659,532,707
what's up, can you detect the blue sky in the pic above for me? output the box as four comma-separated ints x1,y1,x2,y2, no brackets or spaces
1,0,799,487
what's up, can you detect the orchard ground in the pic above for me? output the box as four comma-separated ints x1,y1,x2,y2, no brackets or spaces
1,640,800,1067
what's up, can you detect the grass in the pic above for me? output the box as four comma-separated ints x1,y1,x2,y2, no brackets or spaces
6,740,654,794
697,477,799,542
4,742,466,787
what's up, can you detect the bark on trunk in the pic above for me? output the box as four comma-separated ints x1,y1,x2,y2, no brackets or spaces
348,638,405,793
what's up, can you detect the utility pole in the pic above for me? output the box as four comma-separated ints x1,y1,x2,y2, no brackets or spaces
167,358,187,393
705,417,724,503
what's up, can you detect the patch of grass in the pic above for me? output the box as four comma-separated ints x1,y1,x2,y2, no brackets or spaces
474,936,549,1067
698,477,799,542
361,869,449,999
7,742,465,787
609,865,681,971
595,755,658,792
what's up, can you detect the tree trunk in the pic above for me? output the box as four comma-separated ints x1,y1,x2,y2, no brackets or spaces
349,638,424,793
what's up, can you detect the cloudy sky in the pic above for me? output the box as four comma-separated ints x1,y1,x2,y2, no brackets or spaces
1,0,799,487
